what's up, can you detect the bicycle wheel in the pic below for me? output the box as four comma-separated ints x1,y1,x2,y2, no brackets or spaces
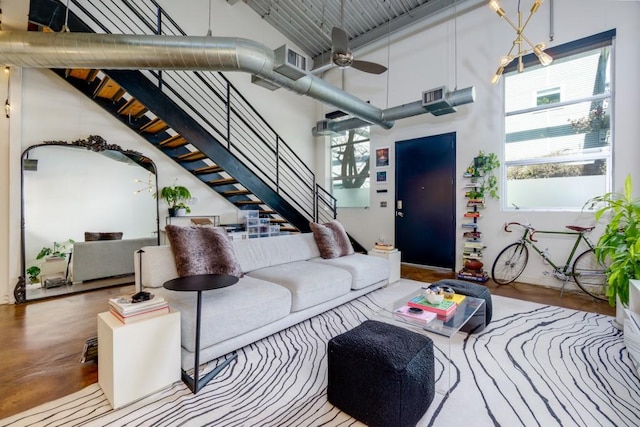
491,242,529,285
572,249,609,301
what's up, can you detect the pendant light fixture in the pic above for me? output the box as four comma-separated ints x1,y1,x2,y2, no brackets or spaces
489,0,552,84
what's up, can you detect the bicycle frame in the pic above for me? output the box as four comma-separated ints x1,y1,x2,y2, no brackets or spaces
514,226,596,276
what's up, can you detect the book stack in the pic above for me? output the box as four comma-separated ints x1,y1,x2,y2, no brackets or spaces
393,305,437,324
108,294,169,324
372,242,398,253
407,294,457,319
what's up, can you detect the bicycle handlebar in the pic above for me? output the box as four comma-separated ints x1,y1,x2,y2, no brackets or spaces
504,222,537,241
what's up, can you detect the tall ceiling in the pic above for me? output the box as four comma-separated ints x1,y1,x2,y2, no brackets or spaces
235,0,472,72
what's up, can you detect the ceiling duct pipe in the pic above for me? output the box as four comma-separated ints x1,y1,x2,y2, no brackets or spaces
0,31,394,129
313,86,475,136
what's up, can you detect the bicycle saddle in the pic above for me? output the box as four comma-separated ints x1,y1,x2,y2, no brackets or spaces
566,225,595,232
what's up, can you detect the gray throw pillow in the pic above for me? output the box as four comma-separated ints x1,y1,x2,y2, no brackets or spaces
310,220,354,259
165,225,243,278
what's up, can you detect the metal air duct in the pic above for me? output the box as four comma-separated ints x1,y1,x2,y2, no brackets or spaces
0,31,394,129
312,86,475,136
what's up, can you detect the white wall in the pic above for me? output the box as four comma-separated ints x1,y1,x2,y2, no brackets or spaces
322,0,640,291
1,0,319,303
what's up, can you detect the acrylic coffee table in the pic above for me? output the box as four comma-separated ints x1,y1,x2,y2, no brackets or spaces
163,273,239,394
375,290,486,395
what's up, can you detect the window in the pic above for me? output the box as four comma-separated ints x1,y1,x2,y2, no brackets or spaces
503,31,614,210
330,127,370,208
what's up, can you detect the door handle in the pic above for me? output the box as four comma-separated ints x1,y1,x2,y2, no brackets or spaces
396,211,404,217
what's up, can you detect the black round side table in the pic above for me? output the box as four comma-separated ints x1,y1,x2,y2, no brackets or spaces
164,273,239,393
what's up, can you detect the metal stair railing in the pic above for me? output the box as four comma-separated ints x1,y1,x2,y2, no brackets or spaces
57,0,336,224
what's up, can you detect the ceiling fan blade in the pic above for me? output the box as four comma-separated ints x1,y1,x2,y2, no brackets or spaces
331,26,349,54
351,60,388,75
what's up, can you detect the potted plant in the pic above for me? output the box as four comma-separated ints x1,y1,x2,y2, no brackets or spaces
26,265,41,284
465,151,500,200
174,202,191,217
158,184,192,217
586,174,640,309
36,239,75,261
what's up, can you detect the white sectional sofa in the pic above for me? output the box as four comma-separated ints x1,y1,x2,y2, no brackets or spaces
136,233,390,370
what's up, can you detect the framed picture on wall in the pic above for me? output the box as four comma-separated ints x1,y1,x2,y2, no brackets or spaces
375,147,389,168
376,170,387,184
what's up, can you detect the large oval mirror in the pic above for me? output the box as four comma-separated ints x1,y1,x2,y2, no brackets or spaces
15,135,160,303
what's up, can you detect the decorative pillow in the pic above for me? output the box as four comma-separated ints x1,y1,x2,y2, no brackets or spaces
165,225,243,278
310,220,354,259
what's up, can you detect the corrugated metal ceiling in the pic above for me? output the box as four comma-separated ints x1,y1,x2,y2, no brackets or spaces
238,0,467,71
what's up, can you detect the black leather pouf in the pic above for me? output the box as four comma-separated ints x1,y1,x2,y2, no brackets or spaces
327,320,435,427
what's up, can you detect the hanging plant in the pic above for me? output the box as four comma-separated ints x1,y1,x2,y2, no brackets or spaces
465,151,500,200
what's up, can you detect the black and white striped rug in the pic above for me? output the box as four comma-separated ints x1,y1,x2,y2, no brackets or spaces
2,280,639,427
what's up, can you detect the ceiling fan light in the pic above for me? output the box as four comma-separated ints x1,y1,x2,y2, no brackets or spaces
488,0,506,17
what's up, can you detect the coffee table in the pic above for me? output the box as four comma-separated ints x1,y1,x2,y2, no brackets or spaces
376,290,486,395
163,273,239,393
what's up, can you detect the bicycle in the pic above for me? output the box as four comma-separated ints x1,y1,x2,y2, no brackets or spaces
491,222,609,301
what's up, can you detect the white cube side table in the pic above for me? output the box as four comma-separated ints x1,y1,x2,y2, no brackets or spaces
97,310,181,408
368,250,401,283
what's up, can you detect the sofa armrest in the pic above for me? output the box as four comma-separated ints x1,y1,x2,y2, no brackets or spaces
135,245,179,289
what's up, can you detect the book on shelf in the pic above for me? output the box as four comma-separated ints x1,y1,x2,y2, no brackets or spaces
463,212,481,218
463,231,482,239
464,241,484,249
109,306,170,324
108,294,167,316
461,223,478,228
393,305,437,324
407,295,457,317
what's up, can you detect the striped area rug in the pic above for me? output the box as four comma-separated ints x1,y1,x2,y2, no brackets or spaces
2,280,638,427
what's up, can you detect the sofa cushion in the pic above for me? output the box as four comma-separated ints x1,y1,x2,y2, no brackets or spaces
156,276,292,352
165,225,243,278
310,220,354,259
232,233,321,272
246,261,352,311
311,253,389,290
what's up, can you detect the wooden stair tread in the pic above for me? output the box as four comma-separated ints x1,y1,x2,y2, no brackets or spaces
177,151,206,162
93,77,125,101
223,189,251,196
139,118,169,134
235,200,264,205
208,178,238,186
65,69,98,82
117,98,148,118
268,218,287,223
194,165,223,174
160,135,188,148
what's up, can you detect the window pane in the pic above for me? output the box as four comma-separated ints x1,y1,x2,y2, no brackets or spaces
506,160,608,209
503,40,612,210
330,128,370,208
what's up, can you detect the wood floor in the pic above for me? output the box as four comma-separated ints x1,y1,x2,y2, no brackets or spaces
0,266,615,420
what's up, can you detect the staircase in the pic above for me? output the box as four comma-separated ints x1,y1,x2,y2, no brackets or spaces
29,0,338,234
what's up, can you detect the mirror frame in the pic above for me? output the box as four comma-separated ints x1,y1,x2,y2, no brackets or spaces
14,135,160,303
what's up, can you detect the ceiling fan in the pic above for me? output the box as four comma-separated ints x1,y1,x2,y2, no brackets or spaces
331,27,388,75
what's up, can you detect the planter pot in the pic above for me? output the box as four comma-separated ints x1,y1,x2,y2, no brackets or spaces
168,208,177,217
624,308,640,376
176,208,187,217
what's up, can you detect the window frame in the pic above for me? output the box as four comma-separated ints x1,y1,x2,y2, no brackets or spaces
501,30,615,211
